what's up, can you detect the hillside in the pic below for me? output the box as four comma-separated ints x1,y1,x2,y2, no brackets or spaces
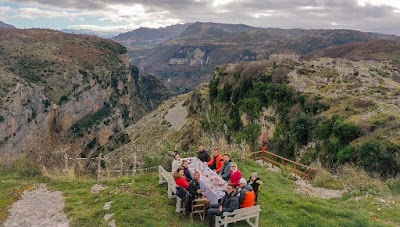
203,57,400,178
0,21,15,29
305,39,400,70
130,22,400,92
1,158,399,226
0,28,171,157
112,23,191,50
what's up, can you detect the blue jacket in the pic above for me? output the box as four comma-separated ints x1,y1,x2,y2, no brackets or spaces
220,160,232,181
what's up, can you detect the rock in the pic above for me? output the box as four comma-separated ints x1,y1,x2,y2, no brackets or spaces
103,201,113,210
104,213,114,221
91,184,108,194
109,220,117,227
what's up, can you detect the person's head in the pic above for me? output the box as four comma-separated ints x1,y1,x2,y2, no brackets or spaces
182,160,189,168
226,183,235,194
198,145,205,152
239,178,247,188
231,162,238,171
194,171,200,181
223,154,230,162
213,149,219,157
251,172,258,181
177,167,185,177
174,153,180,160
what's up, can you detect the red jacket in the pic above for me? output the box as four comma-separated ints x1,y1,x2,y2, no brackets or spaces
175,177,189,189
230,170,242,187
207,155,224,173
241,190,255,208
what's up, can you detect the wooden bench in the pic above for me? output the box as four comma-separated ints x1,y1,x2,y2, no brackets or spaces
215,205,261,227
158,165,176,199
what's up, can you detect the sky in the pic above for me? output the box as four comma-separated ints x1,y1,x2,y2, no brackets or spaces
0,0,400,36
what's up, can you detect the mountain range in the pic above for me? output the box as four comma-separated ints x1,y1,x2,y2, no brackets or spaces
0,21,16,29
114,22,400,93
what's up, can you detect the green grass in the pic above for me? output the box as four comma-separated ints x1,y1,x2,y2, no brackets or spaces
1,160,400,226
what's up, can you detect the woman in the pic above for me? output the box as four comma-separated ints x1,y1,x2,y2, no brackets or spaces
174,167,191,215
171,152,182,173
229,163,242,187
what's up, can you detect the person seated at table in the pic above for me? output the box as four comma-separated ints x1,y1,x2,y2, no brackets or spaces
171,152,182,173
189,171,210,208
181,160,193,181
248,172,262,205
197,145,211,162
220,154,232,182
229,163,242,187
237,178,255,208
207,183,239,227
207,148,224,174
174,167,191,215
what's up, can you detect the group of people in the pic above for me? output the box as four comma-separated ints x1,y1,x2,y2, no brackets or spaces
169,145,263,227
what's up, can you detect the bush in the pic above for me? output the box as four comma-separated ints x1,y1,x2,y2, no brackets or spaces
0,115,4,123
356,140,400,178
10,157,42,177
386,177,400,195
290,112,314,145
337,145,356,163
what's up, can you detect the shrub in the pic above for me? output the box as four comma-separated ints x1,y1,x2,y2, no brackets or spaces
290,112,314,145
337,145,356,163
0,115,4,123
386,177,400,195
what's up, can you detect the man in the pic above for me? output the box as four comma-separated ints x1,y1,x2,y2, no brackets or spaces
182,160,193,181
197,145,211,162
248,172,262,205
188,171,203,199
220,154,232,182
237,178,255,208
207,183,239,227
207,149,224,174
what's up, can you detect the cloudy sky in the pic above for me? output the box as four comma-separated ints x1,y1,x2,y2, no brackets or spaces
1,0,400,35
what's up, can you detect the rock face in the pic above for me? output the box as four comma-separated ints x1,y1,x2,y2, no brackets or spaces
0,29,170,156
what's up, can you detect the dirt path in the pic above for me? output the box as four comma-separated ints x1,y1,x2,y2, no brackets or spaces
164,100,188,131
4,184,69,227
294,179,344,199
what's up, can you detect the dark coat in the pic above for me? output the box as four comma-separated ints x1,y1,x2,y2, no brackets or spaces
183,167,193,181
219,190,239,213
248,177,262,193
188,179,202,199
197,150,211,162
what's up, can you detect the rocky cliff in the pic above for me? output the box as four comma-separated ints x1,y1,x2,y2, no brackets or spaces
0,29,170,156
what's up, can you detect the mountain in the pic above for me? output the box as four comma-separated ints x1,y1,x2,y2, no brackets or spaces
129,22,399,93
0,28,171,156
0,21,16,29
61,29,117,38
305,39,400,69
203,57,400,177
112,23,191,49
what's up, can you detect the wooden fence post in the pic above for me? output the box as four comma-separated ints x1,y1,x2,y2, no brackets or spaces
97,153,102,182
64,153,68,174
132,152,137,183
119,158,123,177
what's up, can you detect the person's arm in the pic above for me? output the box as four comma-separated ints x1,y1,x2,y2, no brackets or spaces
206,152,211,162
188,181,196,196
221,164,231,181
216,159,224,173
238,190,246,205
207,158,213,167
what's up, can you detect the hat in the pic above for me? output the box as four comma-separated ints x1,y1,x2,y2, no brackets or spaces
239,178,247,184
251,172,258,177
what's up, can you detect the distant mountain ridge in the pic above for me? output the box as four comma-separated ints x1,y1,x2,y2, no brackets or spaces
61,29,116,38
128,22,399,92
0,21,16,29
112,23,191,49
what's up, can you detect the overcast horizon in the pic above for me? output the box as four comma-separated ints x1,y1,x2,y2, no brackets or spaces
1,0,400,36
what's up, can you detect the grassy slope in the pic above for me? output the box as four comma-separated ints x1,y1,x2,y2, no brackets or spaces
1,160,400,226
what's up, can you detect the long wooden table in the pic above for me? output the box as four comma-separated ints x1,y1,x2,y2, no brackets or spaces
186,157,227,204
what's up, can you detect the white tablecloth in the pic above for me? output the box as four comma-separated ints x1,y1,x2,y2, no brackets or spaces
186,157,227,204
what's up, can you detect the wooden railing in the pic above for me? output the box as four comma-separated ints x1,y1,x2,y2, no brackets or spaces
251,151,314,180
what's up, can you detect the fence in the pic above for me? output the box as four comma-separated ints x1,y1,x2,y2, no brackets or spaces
251,151,314,180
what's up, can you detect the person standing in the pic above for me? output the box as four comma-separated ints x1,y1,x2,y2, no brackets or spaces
207,183,239,227
207,148,224,174
229,163,242,187
248,172,262,205
197,145,211,162
220,154,232,182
